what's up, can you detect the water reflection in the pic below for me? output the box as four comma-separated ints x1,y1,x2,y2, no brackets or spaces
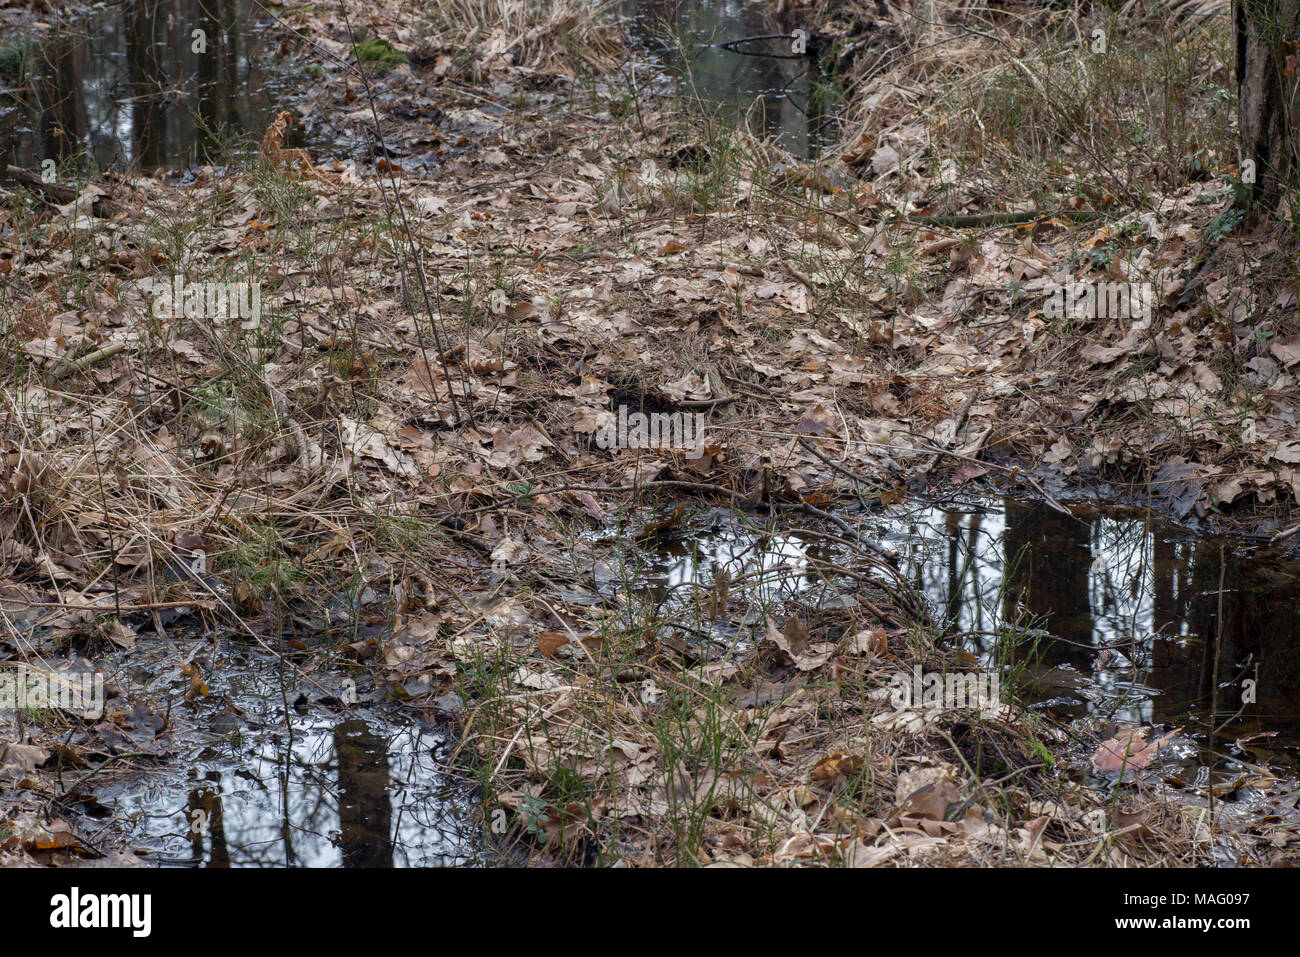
334,719,394,868
2,0,837,171
186,774,230,866
1,0,292,173
100,651,479,868
625,0,837,157
632,524,838,609
884,499,1300,749
628,496,1300,760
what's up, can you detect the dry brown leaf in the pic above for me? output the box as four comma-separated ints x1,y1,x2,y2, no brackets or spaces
1091,726,1180,773
851,627,889,657
810,750,865,783
0,742,49,776
896,766,962,821
538,631,570,658
105,619,136,650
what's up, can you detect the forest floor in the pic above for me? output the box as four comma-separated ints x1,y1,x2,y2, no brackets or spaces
2,0,1300,866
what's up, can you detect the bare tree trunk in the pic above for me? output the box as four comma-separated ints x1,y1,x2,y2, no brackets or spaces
1237,0,1300,210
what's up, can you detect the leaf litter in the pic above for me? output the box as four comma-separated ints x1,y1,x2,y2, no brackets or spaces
1,0,1298,866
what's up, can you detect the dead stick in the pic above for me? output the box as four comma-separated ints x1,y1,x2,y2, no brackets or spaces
3,165,121,217
916,445,1073,516
51,342,126,379
922,390,978,474
26,599,217,611
895,209,1105,228
1272,523,1300,544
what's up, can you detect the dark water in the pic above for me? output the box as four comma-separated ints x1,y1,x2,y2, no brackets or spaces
60,503,1300,865
90,644,480,867
889,500,1299,740
624,0,839,157
1,0,839,176
0,0,303,173
631,497,1300,772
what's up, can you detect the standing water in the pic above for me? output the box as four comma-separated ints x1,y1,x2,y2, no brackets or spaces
1,0,841,172
628,496,1300,776
82,642,482,867
625,0,840,157
0,0,307,173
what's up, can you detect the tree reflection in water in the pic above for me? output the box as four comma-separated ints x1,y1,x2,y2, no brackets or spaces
3,0,282,173
111,683,479,867
626,0,838,158
888,497,1300,756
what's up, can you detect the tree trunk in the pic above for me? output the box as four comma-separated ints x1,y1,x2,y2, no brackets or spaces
1237,0,1300,210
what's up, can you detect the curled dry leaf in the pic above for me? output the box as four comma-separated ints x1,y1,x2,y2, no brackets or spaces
1015,814,1052,862
489,537,529,567
762,617,837,671
0,741,49,777
810,750,865,783
538,631,570,658
0,448,51,500
896,766,962,821
340,416,418,476
105,619,136,650
513,667,564,691
0,814,81,853
843,839,901,868
781,616,808,656
851,626,889,657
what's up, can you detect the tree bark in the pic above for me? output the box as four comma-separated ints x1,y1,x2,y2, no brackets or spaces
1237,0,1300,210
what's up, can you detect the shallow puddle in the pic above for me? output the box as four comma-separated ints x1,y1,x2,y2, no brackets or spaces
628,513,837,606
625,0,840,157
627,496,1300,773
1,0,841,174
887,500,1300,738
50,494,1300,864
0,0,309,172
86,642,481,867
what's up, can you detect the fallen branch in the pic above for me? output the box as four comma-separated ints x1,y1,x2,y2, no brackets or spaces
916,444,1073,516
49,751,155,807
795,498,897,562
3,165,122,217
798,436,876,509
1272,523,1300,544
896,209,1106,228
921,390,978,475
714,33,807,59
50,342,126,380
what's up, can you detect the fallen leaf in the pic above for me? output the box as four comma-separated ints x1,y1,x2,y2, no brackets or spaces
810,751,865,783
0,742,49,777
851,627,889,657
1091,726,1180,773
105,619,136,650
538,631,570,658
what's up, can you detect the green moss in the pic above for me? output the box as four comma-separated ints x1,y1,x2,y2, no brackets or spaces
353,38,407,72
0,41,27,77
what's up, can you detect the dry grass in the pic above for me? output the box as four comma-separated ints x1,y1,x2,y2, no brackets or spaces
441,504,1226,866
1,0,1294,867
415,0,623,74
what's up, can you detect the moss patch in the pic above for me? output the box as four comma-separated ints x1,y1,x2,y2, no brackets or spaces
353,38,407,72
